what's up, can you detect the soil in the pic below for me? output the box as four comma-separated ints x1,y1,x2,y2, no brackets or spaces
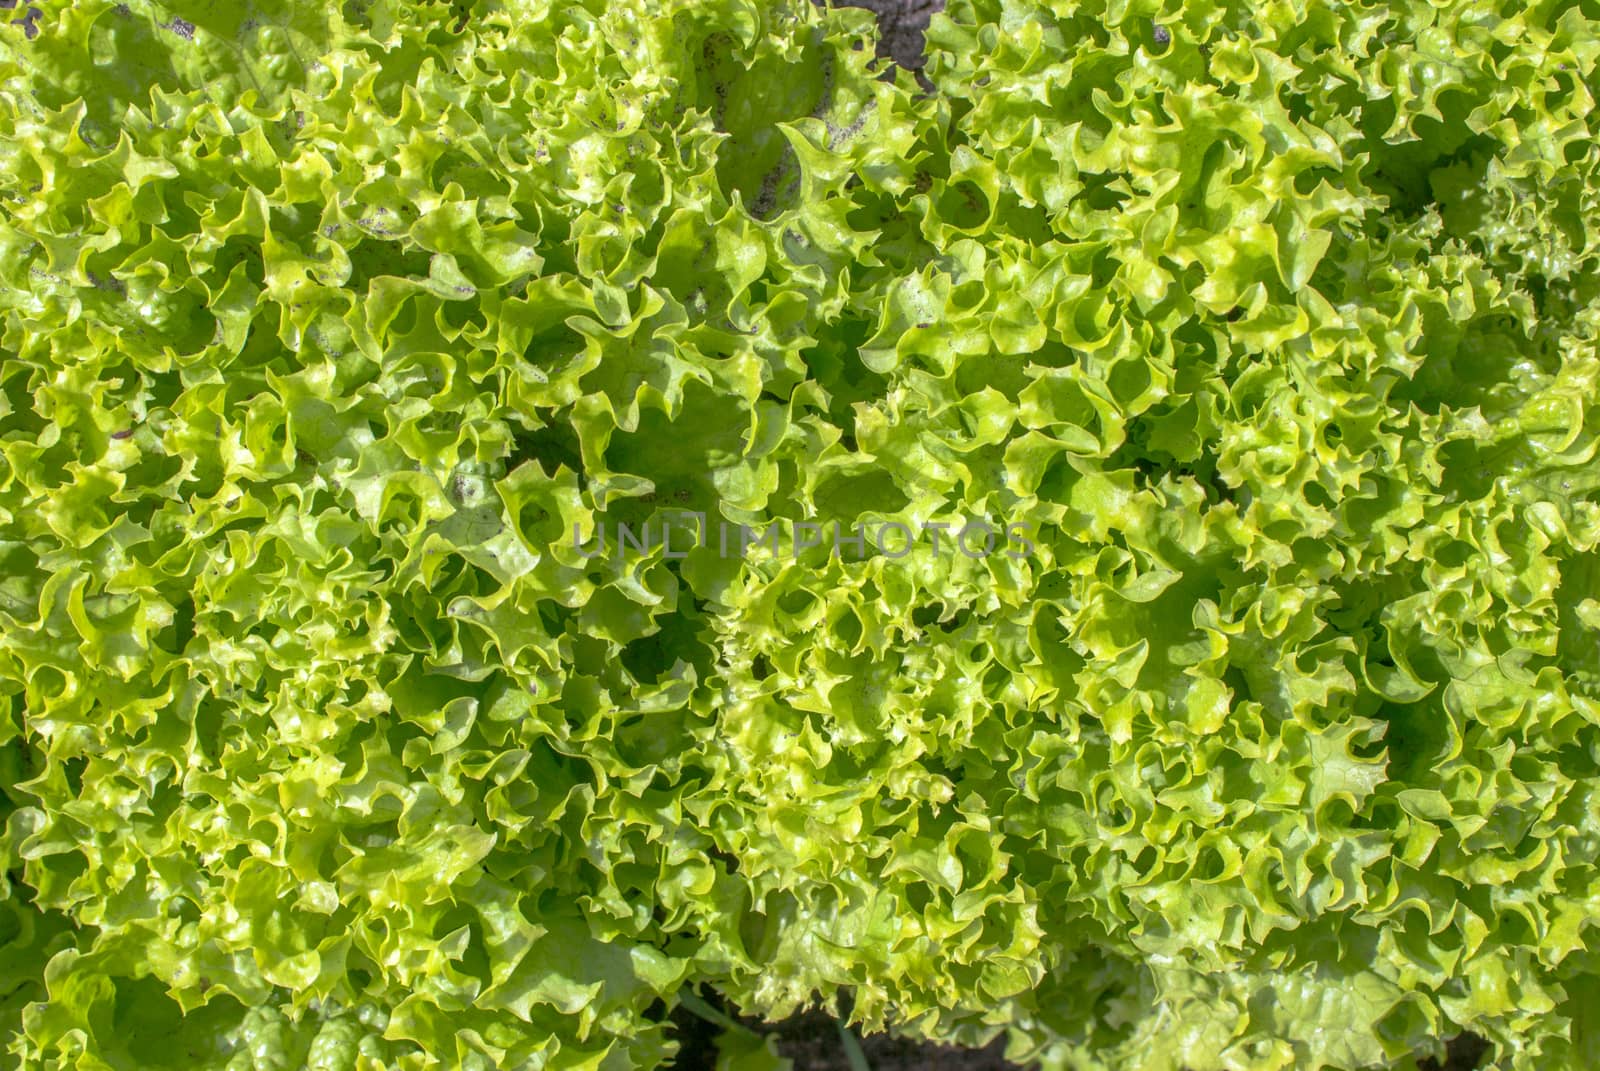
833,0,943,70
665,987,1491,1070
667,993,1016,1071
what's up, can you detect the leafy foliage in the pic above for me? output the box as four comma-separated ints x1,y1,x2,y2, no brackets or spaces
2,0,1600,1068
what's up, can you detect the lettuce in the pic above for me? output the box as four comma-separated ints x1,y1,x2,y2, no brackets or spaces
2,0,1599,1068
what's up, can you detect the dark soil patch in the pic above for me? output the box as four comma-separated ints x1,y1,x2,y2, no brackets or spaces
833,0,941,70
666,986,1493,1070
667,990,1014,1070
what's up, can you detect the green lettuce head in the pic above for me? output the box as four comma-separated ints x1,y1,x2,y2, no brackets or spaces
2,0,1600,1068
